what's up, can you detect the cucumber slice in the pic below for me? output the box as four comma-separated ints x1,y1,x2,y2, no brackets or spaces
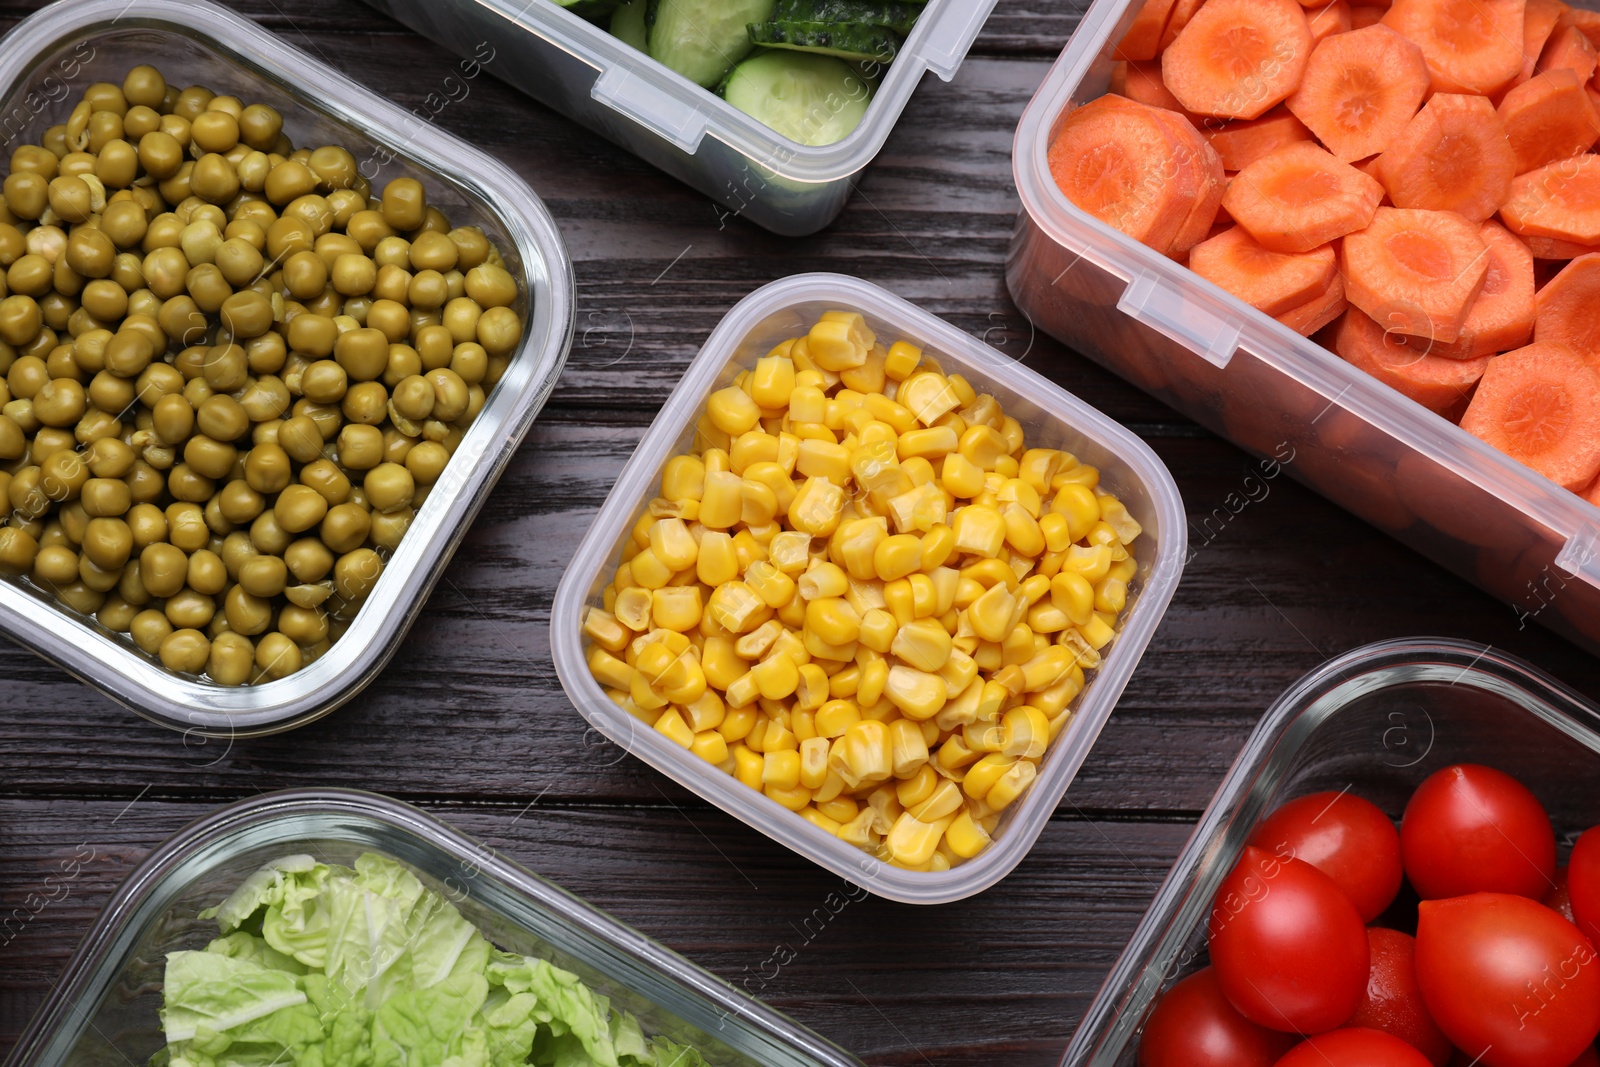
610,0,649,49
747,20,902,62
647,0,778,88
722,50,873,145
770,0,926,36
551,0,622,20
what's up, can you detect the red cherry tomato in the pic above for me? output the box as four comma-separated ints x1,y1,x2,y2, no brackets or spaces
1274,1027,1436,1067
1401,764,1556,900
1138,967,1298,1067
1349,928,1453,1066
1251,790,1403,921
1549,864,1577,926
1567,828,1600,946
1208,845,1370,1034
1416,893,1600,1067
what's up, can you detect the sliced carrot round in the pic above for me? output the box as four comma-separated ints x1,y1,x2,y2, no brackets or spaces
1335,306,1492,412
1223,140,1385,251
1525,233,1600,257
1342,206,1492,343
1460,341,1600,489
1433,221,1538,358
1115,59,1205,119
1148,107,1230,255
1381,0,1527,95
1201,106,1312,170
1538,21,1598,82
1162,0,1314,119
1374,93,1518,222
1498,69,1600,174
1351,5,1388,26
1517,0,1571,86
1276,271,1349,334
1287,24,1430,161
1500,153,1600,243
1118,0,1182,62
1569,7,1600,48
1307,0,1355,42
1188,224,1338,313
1534,252,1600,361
1160,0,1211,52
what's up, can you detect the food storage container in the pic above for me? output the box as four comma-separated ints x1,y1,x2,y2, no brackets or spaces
357,0,997,236
1007,4,1600,658
0,0,575,738
551,272,1186,904
0,789,863,1067
1059,636,1600,1067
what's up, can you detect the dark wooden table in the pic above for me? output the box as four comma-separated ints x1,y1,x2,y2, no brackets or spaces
3,1,1599,1063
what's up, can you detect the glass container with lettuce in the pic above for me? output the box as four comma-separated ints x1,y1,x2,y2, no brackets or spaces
155,853,708,1067
552,0,929,145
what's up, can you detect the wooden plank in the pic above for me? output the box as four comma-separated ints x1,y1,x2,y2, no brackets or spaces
0,798,1191,1067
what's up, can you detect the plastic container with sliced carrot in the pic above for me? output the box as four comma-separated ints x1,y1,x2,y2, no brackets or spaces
1009,0,1600,656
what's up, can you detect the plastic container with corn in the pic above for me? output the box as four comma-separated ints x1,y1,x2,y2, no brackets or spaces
583,309,1142,872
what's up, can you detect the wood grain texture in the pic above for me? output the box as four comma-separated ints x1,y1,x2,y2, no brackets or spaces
1,1,1599,1065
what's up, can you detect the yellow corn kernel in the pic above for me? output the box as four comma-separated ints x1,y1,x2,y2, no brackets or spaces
695,415,730,454
815,698,861,738
880,577,914,627
945,809,992,859
1000,705,1049,760
743,654,794,702
660,454,705,502
798,559,849,601
890,618,952,674
963,753,1015,801
840,344,887,394
967,582,1018,644
1063,543,1112,584
583,607,631,653
895,764,938,808
794,807,840,836
828,665,861,698
1034,665,1083,715
746,354,796,409
1050,570,1096,626
629,547,674,590
805,596,861,645
1027,600,1071,634
884,664,947,720
703,447,732,474
706,386,761,436
1106,555,1138,584
941,452,986,498
836,808,879,848
958,425,1008,471
806,630,858,663
896,426,959,462
884,340,922,381
701,635,748,690
793,735,831,789
899,372,961,426
729,431,778,475
707,581,769,634
794,438,849,486
759,530,806,575
697,470,742,530
833,719,892,784
818,795,860,824
996,416,1024,455
587,646,635,690
855,608,897,654
736,561,787,610
857,527,916,579
682,687,726,731
787,383,826,424
762,749,802,791
1052,482,1100,540
631,513,656,550
784,663,825,713
889,718,930,777
852,653,885,705
762,718,798,752
654,708,694,748
909,779,964,823
925,565,958,614
690,532,734,587
1097,494,1143,544
1016,644,1070,693
863,392,917,434
986,758,1038,810
998,479,1043,520
1002,504,1045,558
650,586,702,633
1080,611,1116,651
1095,576,1127,615
733,744,763,790
882,482,942,535
1038,511,1073,554
904,573,935,618
807,312,874,371
1019,448,1067,495
724,670,761,708
789,476,846,537
718,704,757,743
689,729,729,765
887,811,955,867
836,518,888,580
952,505,1006,558
964,715,1004,753
936,734,979,774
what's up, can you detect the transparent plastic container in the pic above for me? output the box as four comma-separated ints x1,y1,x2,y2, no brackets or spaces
358,0,997,236
0,0,575,737
0,789,863,1067
550,272,1187,904
1006,4,1600,657
1059,637,1600,1067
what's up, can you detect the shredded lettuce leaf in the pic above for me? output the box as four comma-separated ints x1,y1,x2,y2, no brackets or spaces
157,854,713,1067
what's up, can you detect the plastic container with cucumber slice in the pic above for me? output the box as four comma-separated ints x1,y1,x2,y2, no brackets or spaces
722,50,874,145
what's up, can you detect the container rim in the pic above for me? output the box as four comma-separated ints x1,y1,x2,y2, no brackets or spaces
0,0,577,737
487,0,1000,182
1009,2,1600,592
550,271,1187,904
1058,635,1600,1067
1,788,864,1067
